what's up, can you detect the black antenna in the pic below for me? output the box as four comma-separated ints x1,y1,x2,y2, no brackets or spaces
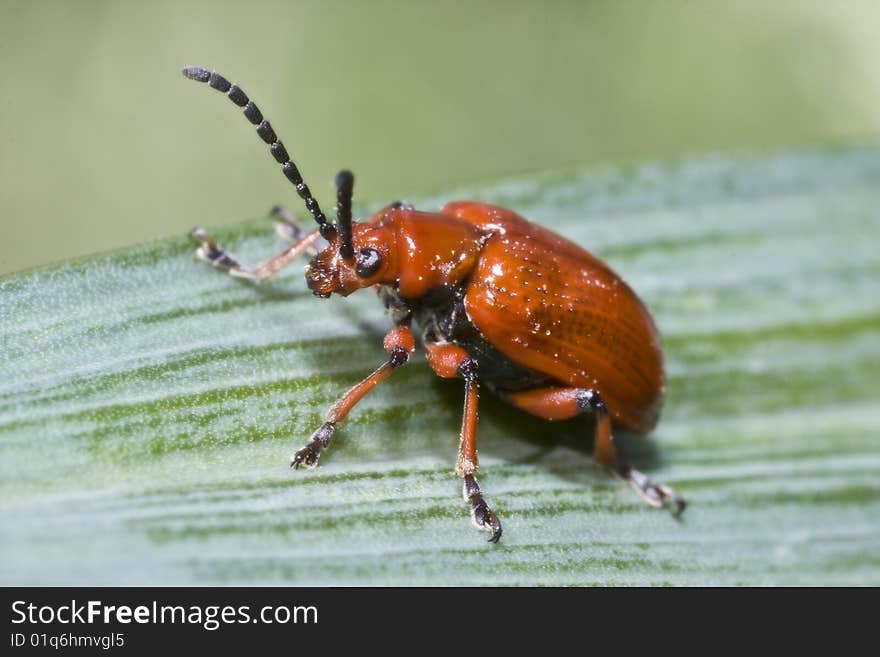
335,170,354,259
181,65,337,241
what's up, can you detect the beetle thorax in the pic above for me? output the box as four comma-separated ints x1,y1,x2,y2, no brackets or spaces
377,285,415,326
378,283,554,393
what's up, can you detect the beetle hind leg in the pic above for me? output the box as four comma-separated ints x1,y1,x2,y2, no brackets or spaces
579,389,686,516
505,387,685,516
614,463,684,513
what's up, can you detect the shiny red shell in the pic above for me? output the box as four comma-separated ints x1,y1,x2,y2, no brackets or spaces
436,202,665,433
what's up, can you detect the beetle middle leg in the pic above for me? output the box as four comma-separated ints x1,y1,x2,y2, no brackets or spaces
290,325,414,469
426,342,502,542
505,386,686,516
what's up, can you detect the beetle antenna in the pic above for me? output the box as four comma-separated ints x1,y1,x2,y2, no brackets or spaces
335,170,355,259
181,65,337,241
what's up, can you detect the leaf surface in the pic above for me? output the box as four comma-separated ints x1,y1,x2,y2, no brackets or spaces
2,148,879,585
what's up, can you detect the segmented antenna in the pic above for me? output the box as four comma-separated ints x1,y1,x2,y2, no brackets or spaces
181,65,337,240
335,170,355,259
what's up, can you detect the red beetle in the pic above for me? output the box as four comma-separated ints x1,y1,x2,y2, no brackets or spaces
183,66,685,542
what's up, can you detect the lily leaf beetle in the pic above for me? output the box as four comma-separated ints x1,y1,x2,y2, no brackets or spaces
182,65,685,542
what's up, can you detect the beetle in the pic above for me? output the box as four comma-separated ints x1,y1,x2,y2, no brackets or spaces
182,65,685,542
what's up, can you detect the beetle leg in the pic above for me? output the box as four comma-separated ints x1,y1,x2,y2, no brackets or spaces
426,343,502,542
505,386,686,516
291,325,415,469
464,473,501,544
268,205,319,248
190,207,321,282
579,390,686,516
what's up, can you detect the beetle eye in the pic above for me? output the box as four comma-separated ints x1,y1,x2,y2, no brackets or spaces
355,248,382,278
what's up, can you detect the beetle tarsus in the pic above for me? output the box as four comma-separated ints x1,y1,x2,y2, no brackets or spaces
290,443,321,469
270,205,312,245
291,422,335,470
474,499,503,543
616,463,686,517
464,475,502,543
190,227,257,279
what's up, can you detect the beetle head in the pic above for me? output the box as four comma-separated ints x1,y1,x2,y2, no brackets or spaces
304,170,399,297
305,223,397,297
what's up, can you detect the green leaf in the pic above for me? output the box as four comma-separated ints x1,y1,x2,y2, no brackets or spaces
2,148,879,585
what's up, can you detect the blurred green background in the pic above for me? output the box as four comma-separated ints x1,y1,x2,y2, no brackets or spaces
1,0,879,275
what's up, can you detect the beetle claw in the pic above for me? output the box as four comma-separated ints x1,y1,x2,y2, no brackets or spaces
290,443,321,470
472,499,503,543
464,475,503,542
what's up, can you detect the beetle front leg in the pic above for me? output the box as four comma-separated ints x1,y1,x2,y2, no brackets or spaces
191,207,320,282
426,342,502,542
291,325,415,469
268,205,318,246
